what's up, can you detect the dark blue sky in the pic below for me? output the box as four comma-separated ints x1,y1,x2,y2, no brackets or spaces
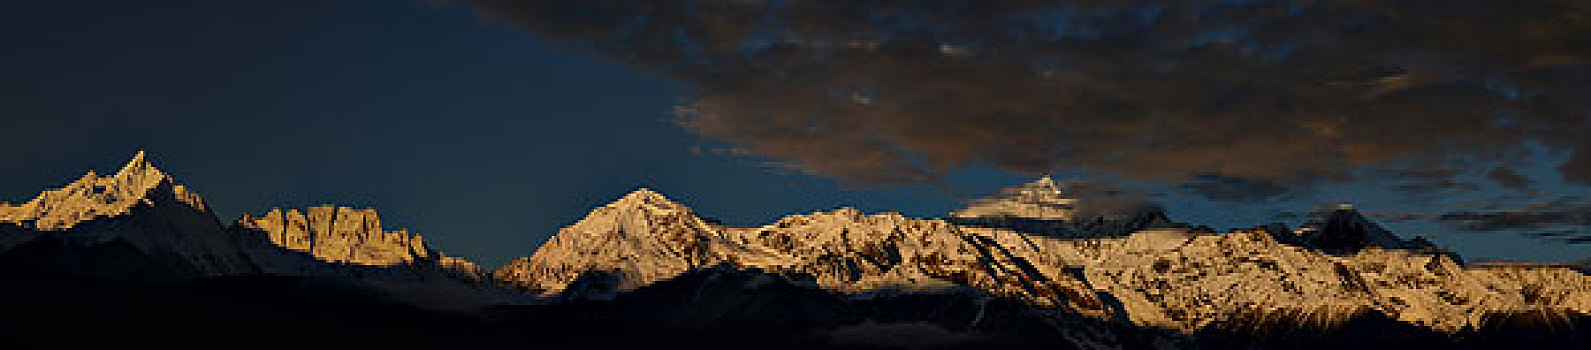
2,0,1587,266
0,0,1016,267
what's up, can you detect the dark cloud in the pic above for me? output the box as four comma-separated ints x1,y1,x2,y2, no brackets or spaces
1434,198,1591,244
1378,166,1461,180
1063,182,1165,220
449,1,1591,193
1178,173,1290,202
1436,210,1591,231
1368,212,1428,223
1488,168,1535,189
1393,179,1480,194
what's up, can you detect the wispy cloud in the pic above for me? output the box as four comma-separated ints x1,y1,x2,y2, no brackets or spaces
1434,197,1591,244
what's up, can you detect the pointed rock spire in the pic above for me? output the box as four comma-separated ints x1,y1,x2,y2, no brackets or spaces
116,150,153,175
1,152,176,230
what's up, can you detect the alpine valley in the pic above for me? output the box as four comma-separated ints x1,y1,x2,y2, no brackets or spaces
2,153,1587,349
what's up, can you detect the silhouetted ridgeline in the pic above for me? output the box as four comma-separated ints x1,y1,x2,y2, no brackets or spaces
1,154,1587,349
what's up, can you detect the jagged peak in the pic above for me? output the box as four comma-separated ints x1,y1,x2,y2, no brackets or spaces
96,150,171,191
115,150,158,177
952,176,1077,221
98,150,171,193
91,151,171,192
0,152,188,230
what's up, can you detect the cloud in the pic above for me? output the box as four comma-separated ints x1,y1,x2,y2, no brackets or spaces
1488,168,1535,189
1178,173,1291,202
449,0,1591,193
1434,198,1591,244
1436,210,1591,231
1392,179,1481,194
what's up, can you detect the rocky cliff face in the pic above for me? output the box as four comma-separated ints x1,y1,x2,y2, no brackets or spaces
238,206,431,266
0,152,258,278
235,206,486,281
498,180,1591,335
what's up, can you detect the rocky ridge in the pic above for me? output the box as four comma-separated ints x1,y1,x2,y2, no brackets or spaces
492,188,1112,313
497,178,1591,334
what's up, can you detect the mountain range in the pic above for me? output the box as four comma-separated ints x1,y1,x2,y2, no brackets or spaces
1,153,1587,349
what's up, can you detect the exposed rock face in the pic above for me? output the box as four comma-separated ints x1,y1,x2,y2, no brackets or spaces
235,206,485,280
238,207,430,266
0,152,257,277
501,182,1591,335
